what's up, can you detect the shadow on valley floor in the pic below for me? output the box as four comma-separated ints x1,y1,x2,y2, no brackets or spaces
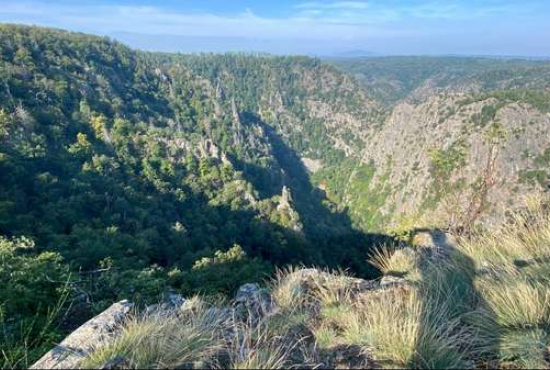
233,112,397,278
0,113,396,283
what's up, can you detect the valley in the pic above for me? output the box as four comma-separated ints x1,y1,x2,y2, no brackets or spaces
1,24,550,369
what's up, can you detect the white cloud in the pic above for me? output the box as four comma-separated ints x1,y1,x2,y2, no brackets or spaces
406,1,513,19
0,1,404,40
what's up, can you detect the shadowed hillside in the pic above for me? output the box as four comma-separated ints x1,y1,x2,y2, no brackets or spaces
0,24,391,367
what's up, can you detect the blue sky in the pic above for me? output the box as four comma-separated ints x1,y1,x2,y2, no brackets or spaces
0,0,549,56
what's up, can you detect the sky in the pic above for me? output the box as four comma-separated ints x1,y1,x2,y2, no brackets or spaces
0,0,549,56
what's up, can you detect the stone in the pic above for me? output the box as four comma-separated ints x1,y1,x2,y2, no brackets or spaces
235,283,262,302
144,293,187,317
31,300,134,369
166,292,185,308
235,283,275,322
380,275,410,288
278,186,293,209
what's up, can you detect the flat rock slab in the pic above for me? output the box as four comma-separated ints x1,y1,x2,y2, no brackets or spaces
31,300,134,369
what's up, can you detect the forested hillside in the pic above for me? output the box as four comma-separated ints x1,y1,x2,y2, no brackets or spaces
3,24,550,367
0,25,389,366
332,56,550,104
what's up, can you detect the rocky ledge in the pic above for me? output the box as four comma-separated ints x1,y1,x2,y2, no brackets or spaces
32,231,450,369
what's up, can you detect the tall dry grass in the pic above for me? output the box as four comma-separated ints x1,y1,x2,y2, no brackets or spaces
80,198,550,369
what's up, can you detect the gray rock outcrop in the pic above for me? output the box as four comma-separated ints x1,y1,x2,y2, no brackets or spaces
31,300,134,369
235,283,275,323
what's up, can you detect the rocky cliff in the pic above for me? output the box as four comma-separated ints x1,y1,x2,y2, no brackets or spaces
324,57,550,231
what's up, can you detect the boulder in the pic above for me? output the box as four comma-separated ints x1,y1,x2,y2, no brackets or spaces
144,293,186,316
235,283,275,322
31,300,134,369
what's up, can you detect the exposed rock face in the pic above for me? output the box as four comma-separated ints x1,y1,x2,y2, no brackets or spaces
235,283,275,322
358,96,550,228
277,186,304,232
278,185,293,210
31,300,134,369
301,157,323,173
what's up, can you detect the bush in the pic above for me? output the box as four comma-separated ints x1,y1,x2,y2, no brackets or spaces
0,236,71,368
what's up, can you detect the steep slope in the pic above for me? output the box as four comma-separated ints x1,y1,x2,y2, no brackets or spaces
1,25,398,366
0,24,386,288
325,57,550,231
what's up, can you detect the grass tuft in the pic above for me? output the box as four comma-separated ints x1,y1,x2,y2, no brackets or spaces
81,297,228,369
78,197,550,369
370,245,417,278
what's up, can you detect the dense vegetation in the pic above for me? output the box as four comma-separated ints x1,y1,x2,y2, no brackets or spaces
0,25,389,367
81,197,550,369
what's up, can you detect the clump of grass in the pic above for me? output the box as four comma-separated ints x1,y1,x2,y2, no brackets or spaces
271,266,355,314
339,310,371,347
457,204,550,269
81,297,229,369
260,309,312,344
312,273,354,322
228,304,320,370
370,245,417,278
270,266,321,311
499,328,549,369
227,323,293,370
418,256,477,318
345,288,466,369
319,303,353,329
313,324,339,350
454,197,550,367
477,275,550,328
